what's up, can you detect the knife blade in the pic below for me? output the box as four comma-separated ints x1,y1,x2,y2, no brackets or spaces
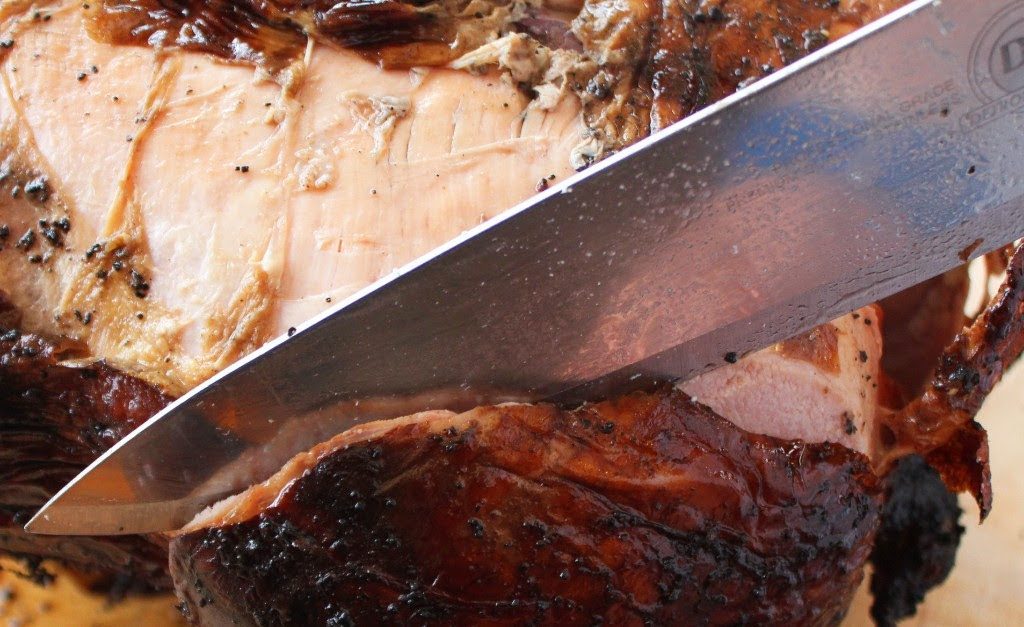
27,0,1024,535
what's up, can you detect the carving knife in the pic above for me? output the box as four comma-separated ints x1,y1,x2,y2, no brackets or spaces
27,0,1024,535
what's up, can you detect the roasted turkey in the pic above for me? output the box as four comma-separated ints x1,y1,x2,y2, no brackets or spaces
0,0,1020,625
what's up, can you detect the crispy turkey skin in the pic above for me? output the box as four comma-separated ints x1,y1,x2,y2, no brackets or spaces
171,390,883,626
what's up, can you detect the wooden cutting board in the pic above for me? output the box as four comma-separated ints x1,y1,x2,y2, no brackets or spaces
1,366,1021,626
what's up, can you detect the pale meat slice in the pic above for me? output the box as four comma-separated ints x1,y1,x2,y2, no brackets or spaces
681,305,884,454
0,3,581,394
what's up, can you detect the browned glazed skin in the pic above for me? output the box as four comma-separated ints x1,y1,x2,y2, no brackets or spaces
86,1,308,70
880,245,1024,518
0,294,172,590
170,390,881,626
637,0,906,133
86,0,498,71
164,245,1024,626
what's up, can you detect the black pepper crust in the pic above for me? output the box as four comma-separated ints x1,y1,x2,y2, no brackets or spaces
635,0,903,135
171,390,881,626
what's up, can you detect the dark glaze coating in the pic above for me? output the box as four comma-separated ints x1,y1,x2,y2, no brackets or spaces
171,390,881,626
881,243,1024,518
0,294,172,590
573,0,906,147
86,0,484,71
86,0,299,71
638,0,867,132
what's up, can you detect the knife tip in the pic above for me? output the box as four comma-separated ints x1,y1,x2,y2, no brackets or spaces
23,503,135,536
23,507,56,535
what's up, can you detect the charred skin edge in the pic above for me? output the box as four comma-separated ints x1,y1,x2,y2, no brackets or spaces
170,390,882,626
637,0,897,134
869,455,964,627
0,293,173,590
165,246,1024,625
880,243,1024,518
